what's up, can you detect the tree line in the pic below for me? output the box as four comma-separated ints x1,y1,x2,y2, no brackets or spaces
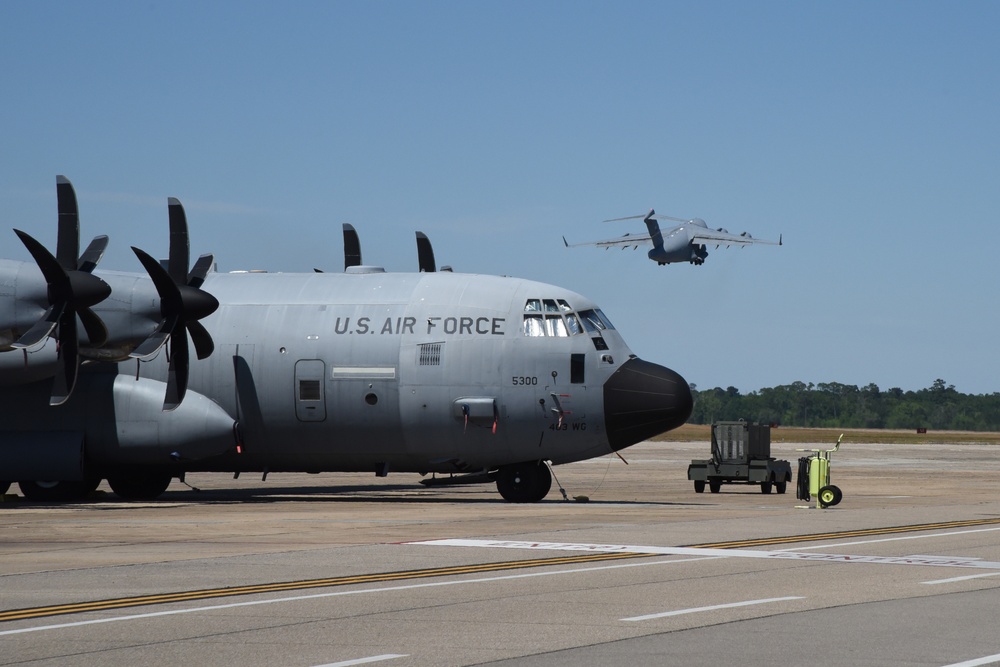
688,380,1000,431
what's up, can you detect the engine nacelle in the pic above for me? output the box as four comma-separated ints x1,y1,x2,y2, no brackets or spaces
0,370,236,479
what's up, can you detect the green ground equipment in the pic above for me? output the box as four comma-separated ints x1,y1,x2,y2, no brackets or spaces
796,434,844,508
688,421,792,494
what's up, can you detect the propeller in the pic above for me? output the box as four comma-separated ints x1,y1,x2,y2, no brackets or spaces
416,232,436,272
130,197,219,411
12,175,112,405
343,223,362,270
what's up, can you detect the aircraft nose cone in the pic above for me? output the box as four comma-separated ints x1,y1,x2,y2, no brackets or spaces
603,358,693,451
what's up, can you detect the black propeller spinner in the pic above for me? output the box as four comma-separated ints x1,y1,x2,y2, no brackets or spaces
130,197,218,411
12,175,112,405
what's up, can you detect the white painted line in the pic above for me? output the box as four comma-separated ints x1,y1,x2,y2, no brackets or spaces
940,653,1000,667
0,554,718,637
922,572,1000,585
411,539,1000,570
313,655,407,667
621,596,804,622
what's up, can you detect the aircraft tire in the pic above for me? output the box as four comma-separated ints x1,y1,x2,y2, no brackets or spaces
18,478,100,502
496,462,552,503
108,473,173,501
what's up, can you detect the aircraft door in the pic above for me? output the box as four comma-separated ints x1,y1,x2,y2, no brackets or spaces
294,359,327,422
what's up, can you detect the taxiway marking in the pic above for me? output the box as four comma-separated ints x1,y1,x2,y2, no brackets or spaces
314,656,407,667
412,538,1000,570
621,596,804,622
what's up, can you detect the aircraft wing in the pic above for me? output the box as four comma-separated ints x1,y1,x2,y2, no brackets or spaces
689,228,782,247
562,232,653,250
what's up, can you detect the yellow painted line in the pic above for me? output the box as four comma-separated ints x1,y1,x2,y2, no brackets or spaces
0,551,651,623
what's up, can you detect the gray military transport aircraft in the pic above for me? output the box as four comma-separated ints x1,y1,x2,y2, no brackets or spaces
564,208,781,266
0,177,693,503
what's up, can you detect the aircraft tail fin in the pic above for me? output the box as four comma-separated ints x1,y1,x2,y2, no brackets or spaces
642,209,665,251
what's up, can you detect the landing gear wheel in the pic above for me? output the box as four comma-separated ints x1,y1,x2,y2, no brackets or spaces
18,478,100,502
709,480,721,494
761,480,773,494
108,473,173,501
775,480,787,494
496,462,552,503
693,480,705,493
818,485,843,508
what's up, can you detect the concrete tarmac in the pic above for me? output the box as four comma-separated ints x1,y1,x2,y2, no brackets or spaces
2,438,1000,667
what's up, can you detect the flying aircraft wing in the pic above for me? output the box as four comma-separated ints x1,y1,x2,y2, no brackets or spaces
689,227,782,248
562,231,653,250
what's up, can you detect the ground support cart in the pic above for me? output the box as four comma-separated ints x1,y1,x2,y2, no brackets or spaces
796,434,844,508
688,421,792,494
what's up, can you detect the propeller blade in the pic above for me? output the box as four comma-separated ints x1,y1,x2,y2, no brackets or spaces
14,229,65,286
187,253,214,288
164,326,189,411
187,320,214,360
416,232,436,272
78,307,109,347
50,309,78,406
13,304,62,348
343,223,362,270
77,235,109,272
55,175,80,270
167,197,190,285
130,314,177,359
132,247,182,310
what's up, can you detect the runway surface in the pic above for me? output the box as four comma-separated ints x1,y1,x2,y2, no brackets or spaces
3,439,1000,666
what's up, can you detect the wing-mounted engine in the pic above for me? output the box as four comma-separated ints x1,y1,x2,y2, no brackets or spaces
9,176,112,404
129,198,219,411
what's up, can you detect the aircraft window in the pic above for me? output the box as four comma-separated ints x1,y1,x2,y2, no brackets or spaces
524,299,542,312
523,314,545,336
545,315,569,337
565,313,583,335
595,309,616,330
579,309,606,332
543,299,559,312
558,299,572,312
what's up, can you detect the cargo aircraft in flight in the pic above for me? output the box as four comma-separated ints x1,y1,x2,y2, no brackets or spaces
0,178,693,503
564,209,781,266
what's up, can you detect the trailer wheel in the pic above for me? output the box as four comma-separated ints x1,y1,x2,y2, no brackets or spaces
709,480,721,493
693,480,705,493
761,480,773,494
818,485,843,508
775,481,787,494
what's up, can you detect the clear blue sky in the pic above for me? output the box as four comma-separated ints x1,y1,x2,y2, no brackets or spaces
2,2,998,395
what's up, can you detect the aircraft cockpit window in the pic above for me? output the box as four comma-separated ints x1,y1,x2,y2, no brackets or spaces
543,299,559,312
557,299,572,312
578,309,605,332
524,299,542,312
565,313,583,335
523,314,545,336
595,309,616,330
545,315,569,337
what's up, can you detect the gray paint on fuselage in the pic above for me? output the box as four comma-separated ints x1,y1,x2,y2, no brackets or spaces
125,270,625,474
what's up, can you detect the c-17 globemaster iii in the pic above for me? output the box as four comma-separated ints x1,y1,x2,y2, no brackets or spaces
0,177,693,503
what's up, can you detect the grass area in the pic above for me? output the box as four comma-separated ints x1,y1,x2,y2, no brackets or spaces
653,423,1000,445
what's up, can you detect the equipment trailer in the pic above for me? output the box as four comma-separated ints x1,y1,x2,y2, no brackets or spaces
688,421,792,494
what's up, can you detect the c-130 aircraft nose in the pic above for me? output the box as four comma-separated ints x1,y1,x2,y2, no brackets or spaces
603,358,694,451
